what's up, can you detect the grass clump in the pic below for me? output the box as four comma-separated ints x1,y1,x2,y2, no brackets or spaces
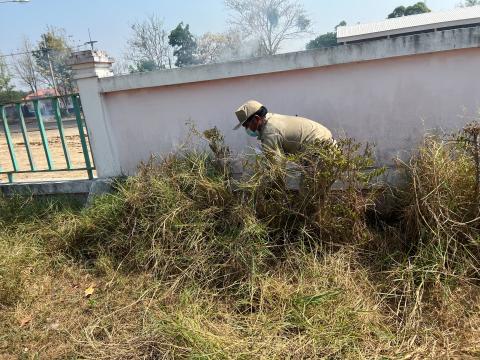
0,127,479,359
0,233,38,306
50,152,272,293
248,138,383,247
46,130,378,295
400,129,480,280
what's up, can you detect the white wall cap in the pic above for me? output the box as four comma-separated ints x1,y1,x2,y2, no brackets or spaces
68,50,114,66
99,27,480,94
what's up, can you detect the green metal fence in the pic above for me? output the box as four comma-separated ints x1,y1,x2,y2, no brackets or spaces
0,94,95,183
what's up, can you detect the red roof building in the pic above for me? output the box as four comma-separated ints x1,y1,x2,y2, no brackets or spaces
23,88,59,101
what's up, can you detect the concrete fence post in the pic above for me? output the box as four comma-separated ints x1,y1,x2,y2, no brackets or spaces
69,50,121,178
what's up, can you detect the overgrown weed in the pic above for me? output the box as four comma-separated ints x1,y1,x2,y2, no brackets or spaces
398,130,480,284
0,127,479,358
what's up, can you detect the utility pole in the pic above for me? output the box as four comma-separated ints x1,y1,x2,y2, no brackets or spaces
40,47,58,95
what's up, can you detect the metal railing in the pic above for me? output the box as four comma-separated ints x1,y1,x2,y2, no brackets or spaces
0,94,95,183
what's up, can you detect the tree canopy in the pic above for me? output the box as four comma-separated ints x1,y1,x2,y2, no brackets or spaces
197,32,238,64
0,55,13,94
306,21,346,50
388,2,431,18
459,0,480,6
225,0,312,56
32,27,75,97
126,14,173,72
168,23,198,67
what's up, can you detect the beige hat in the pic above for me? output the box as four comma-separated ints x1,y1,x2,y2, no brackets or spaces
233,100,263,130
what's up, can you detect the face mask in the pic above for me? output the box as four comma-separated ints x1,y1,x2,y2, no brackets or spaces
245,128,260,138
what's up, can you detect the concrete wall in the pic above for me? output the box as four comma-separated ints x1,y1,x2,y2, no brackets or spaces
73,27,480,177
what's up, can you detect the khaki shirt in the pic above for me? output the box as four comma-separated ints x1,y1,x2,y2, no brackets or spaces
259,113,332,156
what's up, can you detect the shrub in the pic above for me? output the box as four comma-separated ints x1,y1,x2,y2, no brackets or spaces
399,132,480,280
46,129,382,296
1,126,479,359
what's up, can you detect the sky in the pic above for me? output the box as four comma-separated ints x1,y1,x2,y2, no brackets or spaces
0,0,464,72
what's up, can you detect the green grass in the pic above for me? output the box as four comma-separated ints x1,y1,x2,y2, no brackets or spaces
0,130,479,359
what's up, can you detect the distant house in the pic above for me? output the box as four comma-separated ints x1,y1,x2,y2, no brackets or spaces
337,5,480,44
23,88,60,101
21,88,58,117
22,88,74,118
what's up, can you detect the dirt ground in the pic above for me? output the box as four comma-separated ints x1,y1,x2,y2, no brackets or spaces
0,125,96,183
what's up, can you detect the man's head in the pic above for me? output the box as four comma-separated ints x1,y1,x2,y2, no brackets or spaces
233,100,268,133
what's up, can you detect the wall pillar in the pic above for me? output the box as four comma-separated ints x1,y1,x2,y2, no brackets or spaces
69,50,121,178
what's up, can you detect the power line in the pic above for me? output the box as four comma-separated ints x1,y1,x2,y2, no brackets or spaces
0,50,37,58
0,43,91,59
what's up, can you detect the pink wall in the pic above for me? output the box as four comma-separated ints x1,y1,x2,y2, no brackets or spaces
102,49,480,175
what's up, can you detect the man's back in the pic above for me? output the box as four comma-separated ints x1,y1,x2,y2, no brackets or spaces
260,113,332,155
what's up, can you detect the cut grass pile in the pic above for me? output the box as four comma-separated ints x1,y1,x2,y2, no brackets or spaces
0,128,479,359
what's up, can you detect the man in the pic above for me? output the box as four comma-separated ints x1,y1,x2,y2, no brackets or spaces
233,100,333,158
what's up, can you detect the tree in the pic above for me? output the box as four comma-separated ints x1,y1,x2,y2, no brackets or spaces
128,59,158,73
0,88,26,105
11,37,40,93
225,0,312,55
33,27,75,97
196,31,246,64
0,54,26,104
404,2,431,15
126,14,173,72
388,2,431,18
197,32,229,64
388,6,407,18
458,0,480,6
0,54,13,94
306,21,346,50
112,59,130,76
168,22,198,67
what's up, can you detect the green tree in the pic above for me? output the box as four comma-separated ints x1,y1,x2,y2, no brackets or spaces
0,89,26,105
33,27,75,97
388,2,431,18
306,21,346,50
388,6,407,18
168,23,198,67
459,0,480,6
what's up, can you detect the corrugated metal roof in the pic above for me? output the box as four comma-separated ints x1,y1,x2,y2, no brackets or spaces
337,5,480,43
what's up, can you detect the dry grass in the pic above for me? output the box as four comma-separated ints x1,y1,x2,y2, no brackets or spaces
0,128,479,359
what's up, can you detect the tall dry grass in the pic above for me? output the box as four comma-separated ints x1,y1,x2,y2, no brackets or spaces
0,127,479,359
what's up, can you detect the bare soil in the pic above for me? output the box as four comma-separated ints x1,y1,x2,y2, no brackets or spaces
0,125,96,183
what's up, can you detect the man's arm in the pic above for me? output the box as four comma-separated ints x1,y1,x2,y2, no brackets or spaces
261,133,284,162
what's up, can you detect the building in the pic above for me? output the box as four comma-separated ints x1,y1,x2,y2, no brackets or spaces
23,88,59,101
337,5,480,44
22,88,74,118
21,88,59,117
